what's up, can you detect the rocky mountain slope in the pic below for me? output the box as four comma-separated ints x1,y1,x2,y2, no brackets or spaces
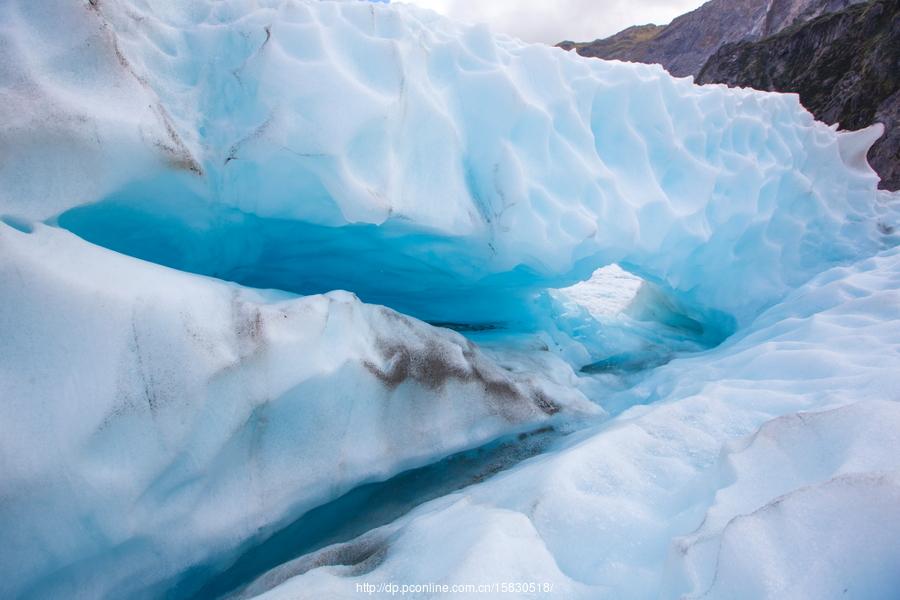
557,24,665,61
558,0,866,77
698,0,899,189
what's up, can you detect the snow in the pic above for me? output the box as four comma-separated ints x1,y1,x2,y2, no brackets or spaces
556,265,644,319
1,0,899,598
667,400,900,598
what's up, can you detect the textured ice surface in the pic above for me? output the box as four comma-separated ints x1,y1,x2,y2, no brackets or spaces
250,247,900,599
2,0,897,327
0,222,597,598
1,0,900,598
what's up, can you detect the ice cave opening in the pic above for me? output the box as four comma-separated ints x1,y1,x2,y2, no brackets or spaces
54,177,555,327
549,265,732,382
55,184,733,384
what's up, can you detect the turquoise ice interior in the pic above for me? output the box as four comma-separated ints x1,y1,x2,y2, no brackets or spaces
56,173,737,353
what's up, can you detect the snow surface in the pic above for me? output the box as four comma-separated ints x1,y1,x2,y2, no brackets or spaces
556,265,644,319
1,0,899,598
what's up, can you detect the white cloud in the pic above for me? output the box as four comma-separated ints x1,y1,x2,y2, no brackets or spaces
401,0,707,44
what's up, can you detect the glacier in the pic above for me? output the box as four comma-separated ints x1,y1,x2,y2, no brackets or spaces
1,0,899,598
2,0,895,328
244,248,900,599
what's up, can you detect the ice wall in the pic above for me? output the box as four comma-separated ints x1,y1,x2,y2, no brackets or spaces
1,0,896,327
0,221,595,598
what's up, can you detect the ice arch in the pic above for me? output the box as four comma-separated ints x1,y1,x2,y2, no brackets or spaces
3,0,897,330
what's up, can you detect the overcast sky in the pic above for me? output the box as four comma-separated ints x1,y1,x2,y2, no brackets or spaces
402,0,708,45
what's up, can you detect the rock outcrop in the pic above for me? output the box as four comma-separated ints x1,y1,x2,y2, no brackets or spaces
558,0,867,77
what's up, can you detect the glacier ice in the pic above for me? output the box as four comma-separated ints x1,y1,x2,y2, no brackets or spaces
2,0,897,329
1,0,899,598
0,222,596,598
248,247,900,600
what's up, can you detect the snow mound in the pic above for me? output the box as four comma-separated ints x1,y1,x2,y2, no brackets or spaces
555,265,644,319
666,400,900,598
2,0,896,326
0,222,596,598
